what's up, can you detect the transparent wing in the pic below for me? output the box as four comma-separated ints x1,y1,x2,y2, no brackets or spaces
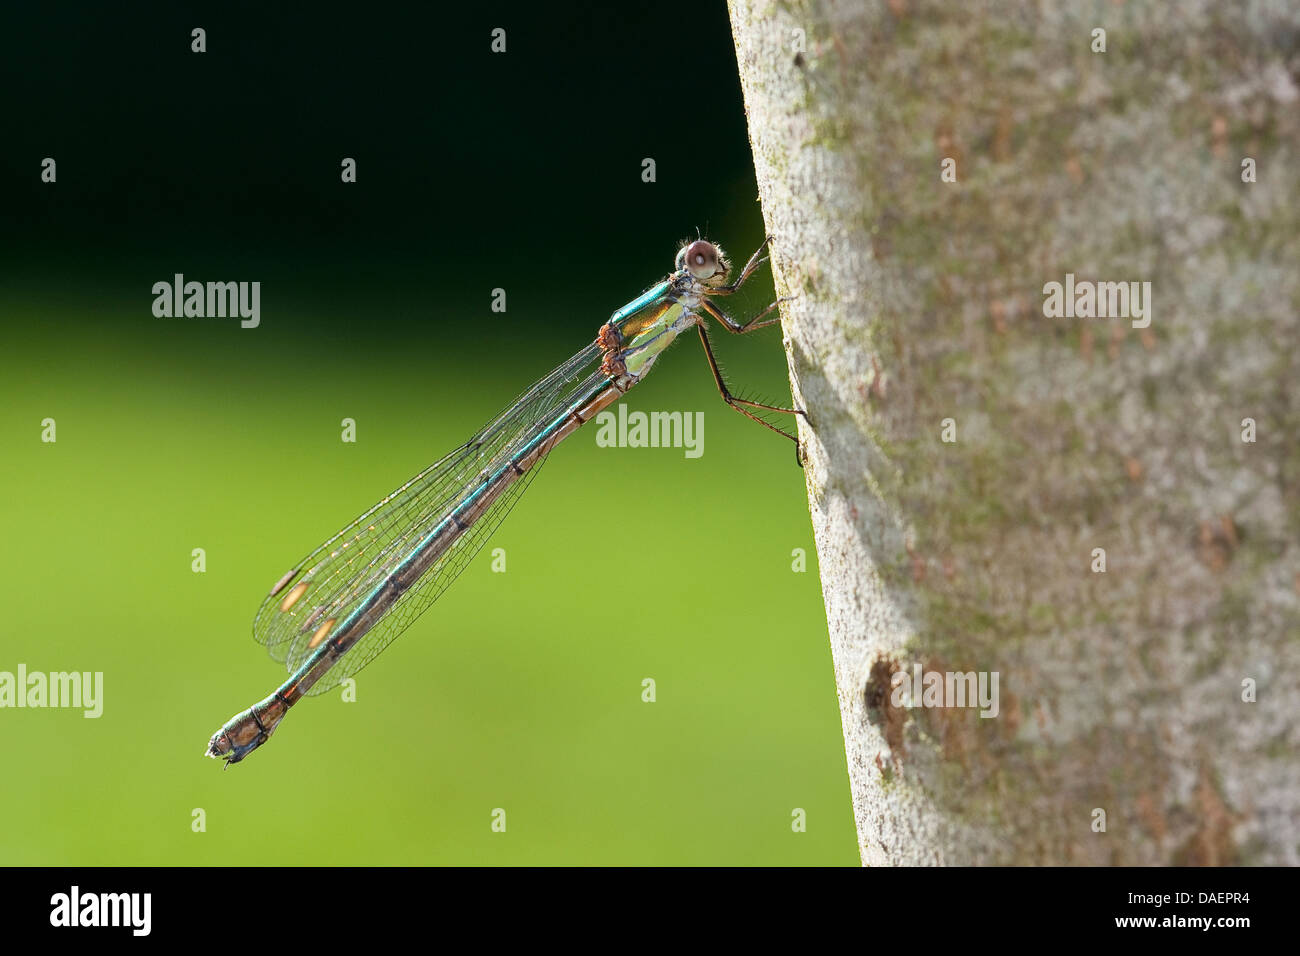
252,341,607,694
296,450,551,695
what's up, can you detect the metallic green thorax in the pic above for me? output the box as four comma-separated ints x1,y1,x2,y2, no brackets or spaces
610,280,692,379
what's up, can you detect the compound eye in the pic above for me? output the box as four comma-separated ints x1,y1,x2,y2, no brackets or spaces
682,240,720,280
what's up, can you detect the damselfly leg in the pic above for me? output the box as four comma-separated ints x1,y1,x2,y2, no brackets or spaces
698,295,789,335
696,240,810,465
693,322,809,465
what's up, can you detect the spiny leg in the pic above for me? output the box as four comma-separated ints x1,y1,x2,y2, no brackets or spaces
699,295,793,335
693,321,809,465
710,237,772,295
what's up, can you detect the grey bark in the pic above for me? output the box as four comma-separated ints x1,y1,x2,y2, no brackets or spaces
729,0,1300,865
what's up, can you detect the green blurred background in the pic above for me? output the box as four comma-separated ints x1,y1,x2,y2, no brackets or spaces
0,2,853,864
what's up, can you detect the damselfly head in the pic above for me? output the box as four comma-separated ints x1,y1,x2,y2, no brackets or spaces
676,240,729,285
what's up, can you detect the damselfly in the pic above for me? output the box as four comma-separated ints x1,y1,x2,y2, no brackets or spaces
206,238,807,765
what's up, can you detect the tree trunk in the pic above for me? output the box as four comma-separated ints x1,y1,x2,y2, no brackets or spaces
729,0,1300,865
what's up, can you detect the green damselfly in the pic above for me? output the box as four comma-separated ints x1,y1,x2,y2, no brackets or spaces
206,238,806,765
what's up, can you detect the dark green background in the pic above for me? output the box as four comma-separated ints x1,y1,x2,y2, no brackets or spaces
0,2,853,864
